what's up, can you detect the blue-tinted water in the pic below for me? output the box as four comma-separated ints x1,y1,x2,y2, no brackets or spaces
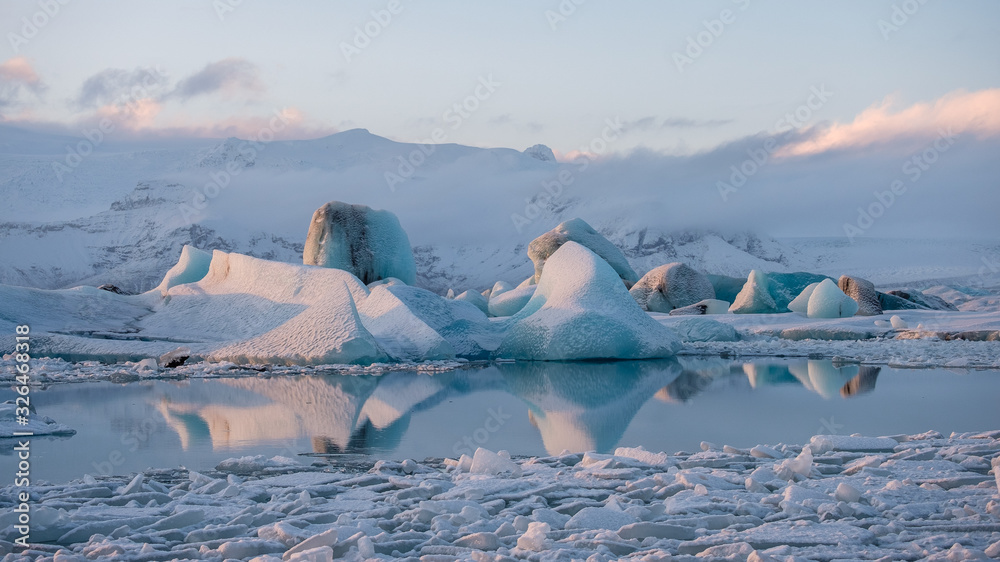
3,358,999,483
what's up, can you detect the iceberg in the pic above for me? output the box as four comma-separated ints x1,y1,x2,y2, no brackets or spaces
153,245,212,296
359,284,500,360
765,272,832,311
706,274,747,304
497,242,682,360
838,275,882,316
787,282,819,315
302,201,416,285
487,285,536,317
454,289,489,315
729,270,778,314
149,250,389,365
528,218,639,287
886,289,957,311
356,285,454,361
803,278,859,319
630,262,715,312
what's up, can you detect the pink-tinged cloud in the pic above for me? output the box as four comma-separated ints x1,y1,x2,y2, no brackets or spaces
778,88,1000,158
129,107,338,141
0,56,42,88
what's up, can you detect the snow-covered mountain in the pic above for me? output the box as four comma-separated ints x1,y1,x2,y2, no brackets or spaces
1,126,994,294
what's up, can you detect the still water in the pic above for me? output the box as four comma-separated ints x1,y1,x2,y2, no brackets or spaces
4,358,999,483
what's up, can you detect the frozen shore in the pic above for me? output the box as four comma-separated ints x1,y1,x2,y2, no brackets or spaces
2,430,999,561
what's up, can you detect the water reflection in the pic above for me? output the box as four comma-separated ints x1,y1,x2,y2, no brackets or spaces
499,359,682,454
135,357,887,458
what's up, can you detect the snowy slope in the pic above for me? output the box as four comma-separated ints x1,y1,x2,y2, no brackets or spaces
0,128,807,294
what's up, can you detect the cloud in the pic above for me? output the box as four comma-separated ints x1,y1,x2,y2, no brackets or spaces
489,113,513,125
621,116,733,133
170,58,264,100
74,67,169,109
661,117,733,128
0,56,45,113
780,88,1000,157
140,107,338,141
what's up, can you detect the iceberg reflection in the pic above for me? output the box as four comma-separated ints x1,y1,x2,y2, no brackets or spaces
148,358,884,458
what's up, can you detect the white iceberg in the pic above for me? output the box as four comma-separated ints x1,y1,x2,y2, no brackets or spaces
528,218,639,287
150,250,388,365
454,289,489,315
804,279,859,319
497,242,682,360
487,285,536,317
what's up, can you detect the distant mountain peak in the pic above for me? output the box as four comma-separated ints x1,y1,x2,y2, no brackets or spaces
523,144,556,162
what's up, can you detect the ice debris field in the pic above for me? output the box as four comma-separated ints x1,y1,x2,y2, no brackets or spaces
3,431,1000,561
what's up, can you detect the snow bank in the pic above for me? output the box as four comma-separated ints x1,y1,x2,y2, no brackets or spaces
528,218,639,287
630,262,715,312
302,201,416,285
498,242,682,360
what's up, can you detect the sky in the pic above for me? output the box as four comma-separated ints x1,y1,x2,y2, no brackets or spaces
1,0,999,156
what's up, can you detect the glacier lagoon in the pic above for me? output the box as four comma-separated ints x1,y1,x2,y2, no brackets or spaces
4,359,999,483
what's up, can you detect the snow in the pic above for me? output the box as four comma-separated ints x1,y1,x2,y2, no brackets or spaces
629,262,716,312
487,285,536,317
730,270,778,314
527,218,640,288
4,430,999,560
839,274,883,316
302,201,417,285
669,317,740,342
497,242,682,360
153,245,212,296
803,278,860,318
